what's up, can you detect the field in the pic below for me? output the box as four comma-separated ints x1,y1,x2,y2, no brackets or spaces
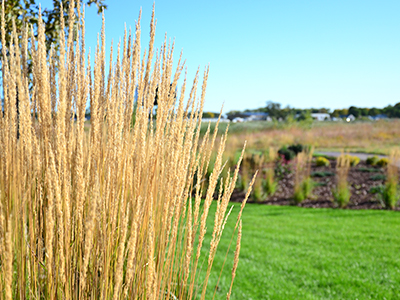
204,203,400,299
202,119,400,155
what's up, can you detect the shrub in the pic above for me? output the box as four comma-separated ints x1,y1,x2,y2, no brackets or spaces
366,156,379,166
377,157,389,167
345,155,360,167
278,147,296,161
315,157,331,167
288,143,303,155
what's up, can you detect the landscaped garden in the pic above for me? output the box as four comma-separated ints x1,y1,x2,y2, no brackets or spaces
210,143,400,210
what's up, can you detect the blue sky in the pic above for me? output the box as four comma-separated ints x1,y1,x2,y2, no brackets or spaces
40,0,400,113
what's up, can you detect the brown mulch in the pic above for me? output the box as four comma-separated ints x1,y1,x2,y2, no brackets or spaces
230,159,400,210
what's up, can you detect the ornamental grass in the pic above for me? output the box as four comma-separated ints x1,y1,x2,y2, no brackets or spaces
0,1,252,298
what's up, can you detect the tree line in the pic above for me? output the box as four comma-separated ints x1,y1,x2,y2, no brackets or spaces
225,101,400,120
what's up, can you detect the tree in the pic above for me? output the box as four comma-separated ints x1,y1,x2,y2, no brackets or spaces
265,101,282,118
1,0,107,135
348,106,360,118
368,107,379,117
1,0,107,54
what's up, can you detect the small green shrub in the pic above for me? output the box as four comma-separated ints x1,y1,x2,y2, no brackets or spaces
252,178,263,202
262,168,277,196
382,180,399,209
302,177,315,199
358,167,380,173
369,185,385,194
333,184,351,208
277,147,296,161
345,155,360,167
377,158,389,167
370,174,386,181
334,154,351,208
288,144,303,155
293,185,305,204
315,157,330,167
366,156,379,166
311,171,334,178
293,177,314,204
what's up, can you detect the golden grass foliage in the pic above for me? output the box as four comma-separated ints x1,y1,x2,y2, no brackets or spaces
0,2,250,298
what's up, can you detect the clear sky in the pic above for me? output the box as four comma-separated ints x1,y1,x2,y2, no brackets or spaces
40,0,400,113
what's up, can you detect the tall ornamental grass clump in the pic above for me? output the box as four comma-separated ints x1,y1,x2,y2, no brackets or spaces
333,154,351,208
262,147,277,197
0,2,252,299
293,148,314,204
382,150,400,210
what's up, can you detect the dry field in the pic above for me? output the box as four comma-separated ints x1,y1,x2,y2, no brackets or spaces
208,120,400,155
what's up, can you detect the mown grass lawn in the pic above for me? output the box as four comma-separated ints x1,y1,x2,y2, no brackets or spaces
201,204,400,299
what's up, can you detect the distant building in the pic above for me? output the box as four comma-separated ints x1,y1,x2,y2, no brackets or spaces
368,114,388,121
202,118,230,123
227,112,271,122
311,113,330,121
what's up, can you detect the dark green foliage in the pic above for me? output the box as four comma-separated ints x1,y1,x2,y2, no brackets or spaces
369,185,385,194
277,147,295,161
358,167,380,173
311,171,334,178
288,144,303,155
370,174,386,181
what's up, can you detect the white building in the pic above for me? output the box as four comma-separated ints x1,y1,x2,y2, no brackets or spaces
311,113,330,121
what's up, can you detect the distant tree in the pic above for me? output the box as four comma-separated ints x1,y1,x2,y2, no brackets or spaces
319,108,330,114
360,108,369,116
348,106,361,118
265,101,282,118
331,110,340,118
368,107,379,117
202,112,215,118
383,105,394,118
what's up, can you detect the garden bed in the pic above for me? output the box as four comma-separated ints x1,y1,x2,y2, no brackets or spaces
230,158,400,210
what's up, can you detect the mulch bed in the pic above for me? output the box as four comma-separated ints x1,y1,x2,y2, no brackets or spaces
230,159,400,210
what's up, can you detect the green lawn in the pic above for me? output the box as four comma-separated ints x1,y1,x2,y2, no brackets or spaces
201,204,400,299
